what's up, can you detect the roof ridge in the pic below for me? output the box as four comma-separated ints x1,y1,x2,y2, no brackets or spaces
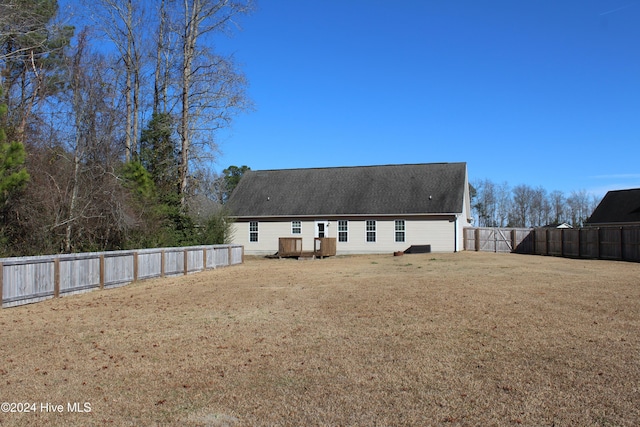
250,162,466,172
606,187,640,193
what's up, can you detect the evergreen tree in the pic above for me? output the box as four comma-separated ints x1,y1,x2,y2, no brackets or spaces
0,90,29,205
139,112,180,199
127,112,199,247
222,165,250,203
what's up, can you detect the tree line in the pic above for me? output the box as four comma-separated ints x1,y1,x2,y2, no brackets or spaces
471,179,600,229
0,0,253,256
0,1,604,256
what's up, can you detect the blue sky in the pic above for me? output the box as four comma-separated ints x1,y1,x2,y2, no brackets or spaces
215,0,639,197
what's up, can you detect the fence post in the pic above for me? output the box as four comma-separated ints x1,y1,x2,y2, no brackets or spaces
597,227,602,259
133,251,139,282
53,258,60,298
99,254,105,290
475,228,480,252
203,247,207,271
228,245,233,266
560,229,565,257
184,249,188,275
160,250,165,278
620,227,625,261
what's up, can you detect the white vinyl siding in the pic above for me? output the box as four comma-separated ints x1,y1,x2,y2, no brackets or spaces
232,220,324,255
233,218,461,255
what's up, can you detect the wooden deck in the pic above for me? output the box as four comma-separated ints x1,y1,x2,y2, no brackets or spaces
278,237,337,259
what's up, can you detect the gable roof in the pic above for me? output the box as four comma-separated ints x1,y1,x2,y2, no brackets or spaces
227,162,468,218
587,188,640,225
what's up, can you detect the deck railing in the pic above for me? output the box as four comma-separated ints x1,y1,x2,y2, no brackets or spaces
278,237,336,258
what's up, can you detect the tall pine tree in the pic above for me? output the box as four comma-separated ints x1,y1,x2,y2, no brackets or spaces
0,89,29,205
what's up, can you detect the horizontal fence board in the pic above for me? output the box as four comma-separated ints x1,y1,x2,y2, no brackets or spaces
231,246,244,265
213,247,229,267
137,251,163,280
164,250,185,276
104,254,135,287
60,257,100,294
1,245,243,309
205,248,217,269
2,262,55,306
187,249,204,273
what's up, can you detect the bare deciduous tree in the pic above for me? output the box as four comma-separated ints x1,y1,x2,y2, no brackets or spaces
87,0,146,161
176,0,253,209
60,29,134,252
471,179,600,229
549,190,565,225
495,181,511,227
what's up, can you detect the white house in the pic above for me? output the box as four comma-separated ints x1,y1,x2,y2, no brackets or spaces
226,162,473,255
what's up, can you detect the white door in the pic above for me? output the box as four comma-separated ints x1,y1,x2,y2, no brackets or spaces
315,220,329,238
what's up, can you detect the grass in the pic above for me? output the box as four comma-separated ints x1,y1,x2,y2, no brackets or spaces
1,252,639,426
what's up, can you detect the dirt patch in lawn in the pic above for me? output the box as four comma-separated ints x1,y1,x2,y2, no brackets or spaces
1,252,639,426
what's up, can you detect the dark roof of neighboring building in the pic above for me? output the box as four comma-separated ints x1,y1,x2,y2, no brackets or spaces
226,162,468,218
587,188,640,225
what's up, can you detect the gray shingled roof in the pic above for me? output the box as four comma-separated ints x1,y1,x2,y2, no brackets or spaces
587,188,640,225
227,163,467,217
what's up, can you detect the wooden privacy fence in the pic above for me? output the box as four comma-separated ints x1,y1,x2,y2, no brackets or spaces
464,226,640,262
529,226,640,262
0,244,244,308
464,227,534,253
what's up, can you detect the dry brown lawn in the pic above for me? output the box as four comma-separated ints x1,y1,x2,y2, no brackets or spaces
1,252,639,426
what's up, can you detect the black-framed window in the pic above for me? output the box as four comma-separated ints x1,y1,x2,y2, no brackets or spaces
249,221,258,242
338,220,348,242
395,220,406,242
292,221,301,234
366,220,376,242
